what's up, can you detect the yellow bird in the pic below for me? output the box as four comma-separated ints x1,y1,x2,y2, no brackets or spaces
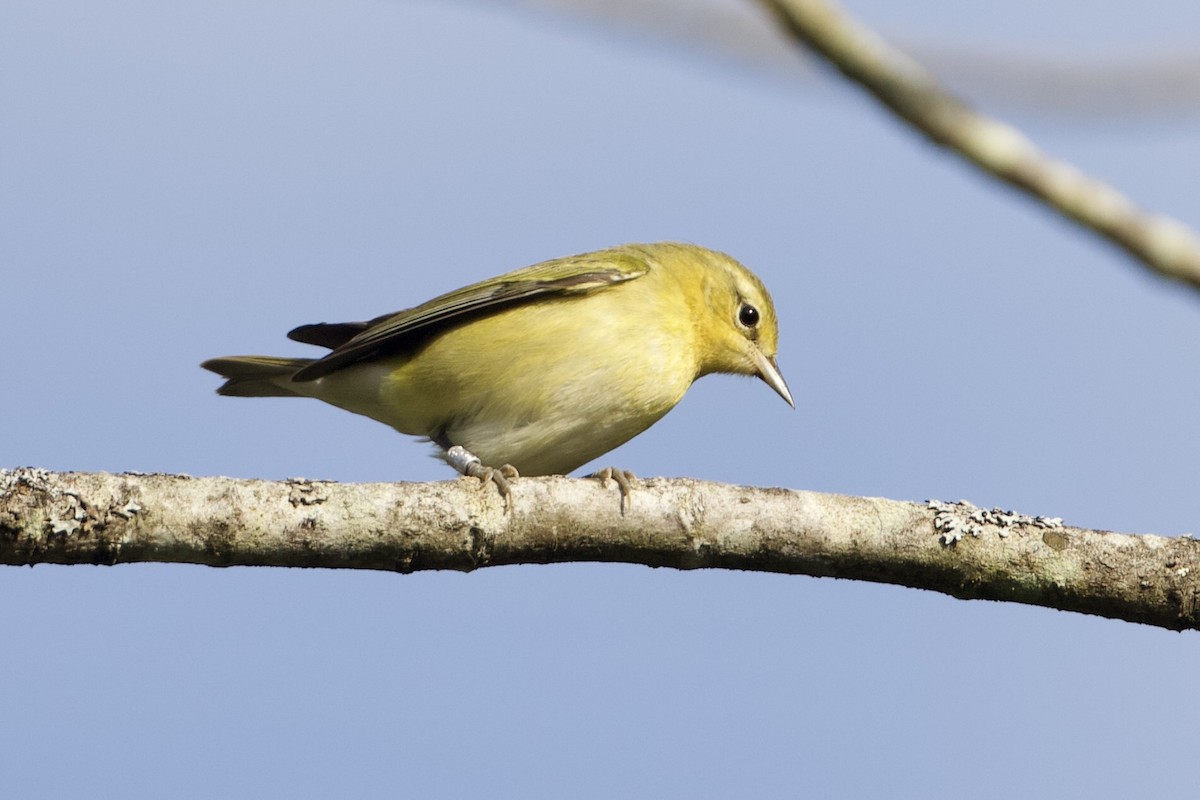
202,242,793,507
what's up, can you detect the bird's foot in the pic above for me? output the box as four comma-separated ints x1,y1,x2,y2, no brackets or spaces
446,445,519,511
590,467,638,514
468,463,519,513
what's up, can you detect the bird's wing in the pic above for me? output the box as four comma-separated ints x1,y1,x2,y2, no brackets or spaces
287,322,368,349
289,252,649,381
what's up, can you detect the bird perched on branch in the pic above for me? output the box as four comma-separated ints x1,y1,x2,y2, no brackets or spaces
202,242,793,509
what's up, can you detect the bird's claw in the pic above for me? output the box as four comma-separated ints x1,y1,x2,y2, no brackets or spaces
463,462,519,512
446,445,519,511
591,467,638,514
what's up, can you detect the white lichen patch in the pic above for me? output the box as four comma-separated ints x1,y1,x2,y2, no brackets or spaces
287,478,329,507
928,499,1063,545
113,501,143,519
2,467,144,542
49,493,87,537
1,467,52,494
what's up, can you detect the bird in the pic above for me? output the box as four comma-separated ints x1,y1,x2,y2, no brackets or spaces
201,242,793,509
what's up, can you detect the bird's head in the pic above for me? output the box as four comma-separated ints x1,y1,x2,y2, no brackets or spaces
678,245,794,408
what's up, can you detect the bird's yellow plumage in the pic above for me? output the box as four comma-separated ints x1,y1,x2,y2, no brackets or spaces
202,242,792,500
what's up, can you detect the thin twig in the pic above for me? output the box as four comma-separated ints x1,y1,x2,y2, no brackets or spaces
756,0,1200,289
496,0,1200,117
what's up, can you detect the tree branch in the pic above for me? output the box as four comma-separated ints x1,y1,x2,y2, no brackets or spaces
756,0,1200,290
3,468,1197,631
495,0,1200,118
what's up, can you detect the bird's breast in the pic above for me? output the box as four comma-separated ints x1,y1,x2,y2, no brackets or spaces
392,289,697,473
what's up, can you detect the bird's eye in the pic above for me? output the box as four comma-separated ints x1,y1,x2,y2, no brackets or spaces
738,303,760,328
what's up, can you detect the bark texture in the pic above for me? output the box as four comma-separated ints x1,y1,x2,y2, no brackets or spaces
3,468,1198,631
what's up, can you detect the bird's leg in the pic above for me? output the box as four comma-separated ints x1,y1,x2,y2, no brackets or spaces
590,467,638,515
445,445,519,512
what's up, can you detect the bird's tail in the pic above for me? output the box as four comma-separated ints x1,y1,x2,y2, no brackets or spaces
200,356,314,397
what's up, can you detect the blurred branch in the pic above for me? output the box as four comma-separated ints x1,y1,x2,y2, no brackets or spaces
488,0,1200,117
756,0,1200,290
4,468,1198,631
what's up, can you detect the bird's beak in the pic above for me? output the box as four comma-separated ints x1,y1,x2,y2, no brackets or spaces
752,349,795,408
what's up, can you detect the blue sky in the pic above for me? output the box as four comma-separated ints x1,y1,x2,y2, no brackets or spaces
4,1,1200,797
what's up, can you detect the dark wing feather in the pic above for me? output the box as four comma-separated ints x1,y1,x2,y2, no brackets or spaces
287,322,370,349
290,254,648,382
